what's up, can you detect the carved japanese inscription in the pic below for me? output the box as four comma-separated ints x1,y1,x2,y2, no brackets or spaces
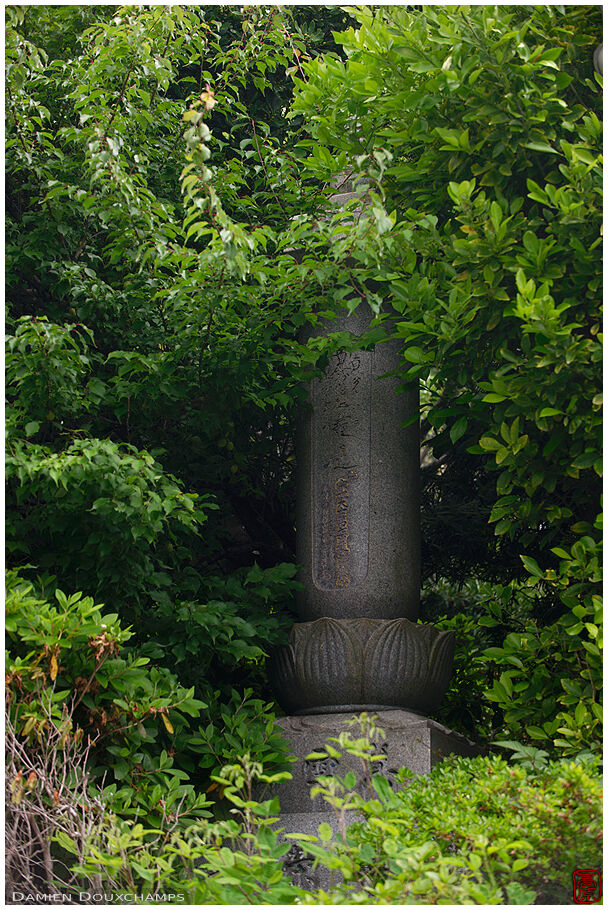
303,749,340,785
312,350,371,590
282,844,316,889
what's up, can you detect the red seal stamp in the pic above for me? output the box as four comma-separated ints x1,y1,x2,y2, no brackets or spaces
573,869,602,903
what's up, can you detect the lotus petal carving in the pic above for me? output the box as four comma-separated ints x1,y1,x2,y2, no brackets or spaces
268,617,455,715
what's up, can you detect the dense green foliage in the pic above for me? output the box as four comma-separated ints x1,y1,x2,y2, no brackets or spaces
293,3,602,756
6,571,211,826
8,717,602,904
6,4,602,902
294,722,602,905
6,1,348,763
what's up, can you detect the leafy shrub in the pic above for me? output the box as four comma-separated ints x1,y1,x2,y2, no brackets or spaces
6,316,95,426
423,578,541,740
425,543,603,756
141,562,298,694
428,611,495,740
5,570,208,806
55,753,294,904
5,570,215,895
293,1,603,752
484,520,602,757
187,687,295,783
5,570,296,898
6,403,215,619
6,565,294,777
42,718,602,905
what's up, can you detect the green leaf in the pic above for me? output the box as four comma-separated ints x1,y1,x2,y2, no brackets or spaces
449,416,468,443
479,436,502,450
372,774,393,801
520,555,542,577
574,702,587,726
526,178,549,203
523,141,560,154
403,346,428,363
54,831,79,854
525,725,548,740
318,822,333,842
499,671,513,697
490,201,503,231
483,646,507,660
435,127,462,148
343,770,357,788
468,853,482,872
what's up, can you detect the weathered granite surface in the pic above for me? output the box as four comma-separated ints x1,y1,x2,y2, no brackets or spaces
296,305,420,622
274,710,481,814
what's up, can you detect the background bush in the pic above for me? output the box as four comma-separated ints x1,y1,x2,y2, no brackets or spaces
293,3,602,757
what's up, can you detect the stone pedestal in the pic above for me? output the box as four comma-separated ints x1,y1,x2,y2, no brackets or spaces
271,711,481,890
276,712,480,799
268,617,454,716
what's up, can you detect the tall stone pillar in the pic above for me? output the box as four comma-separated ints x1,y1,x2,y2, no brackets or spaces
268,304,455,715
266,186,478,881
297,306,420,623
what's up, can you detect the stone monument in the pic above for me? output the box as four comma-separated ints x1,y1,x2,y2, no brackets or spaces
267,183,478,881
269,305,455,715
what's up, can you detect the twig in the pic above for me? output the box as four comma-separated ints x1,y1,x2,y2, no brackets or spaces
250,118,288,217
71,653,110,713
102,60,136,142
149,30,173,108
6,82,30,156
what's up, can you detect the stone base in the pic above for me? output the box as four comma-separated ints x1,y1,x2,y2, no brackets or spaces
279,811,355,892
270,710,482,889
274,710,481,813
296,703,401,715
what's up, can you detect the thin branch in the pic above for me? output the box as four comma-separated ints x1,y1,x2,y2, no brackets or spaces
250,118,288,217
6,82,30,157
71,653,110,713
149,30,173,108
102,60,136,142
